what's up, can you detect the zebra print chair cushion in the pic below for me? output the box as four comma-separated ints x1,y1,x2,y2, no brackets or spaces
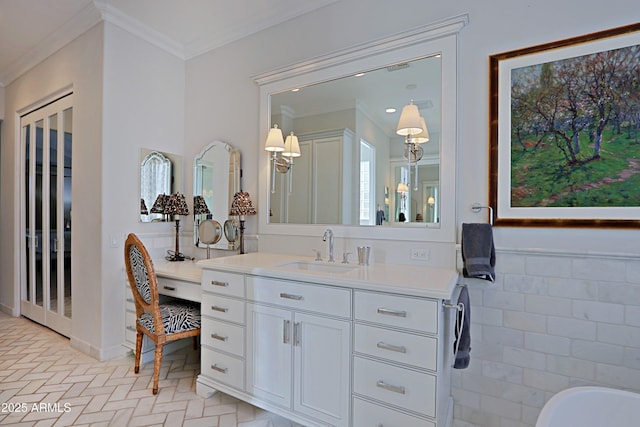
137,303,201,334
128,244,151,304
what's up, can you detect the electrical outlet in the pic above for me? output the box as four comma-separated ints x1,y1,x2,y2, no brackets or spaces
411,248,429,261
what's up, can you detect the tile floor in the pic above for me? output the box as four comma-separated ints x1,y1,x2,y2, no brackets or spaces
0,312,303,427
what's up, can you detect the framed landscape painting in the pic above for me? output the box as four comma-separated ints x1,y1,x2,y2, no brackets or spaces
489,23,640,227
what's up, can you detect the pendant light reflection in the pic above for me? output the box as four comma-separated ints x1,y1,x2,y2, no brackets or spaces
396,100,430,191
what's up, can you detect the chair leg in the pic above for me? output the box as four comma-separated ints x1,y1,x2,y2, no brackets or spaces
134,332,143,374
152,343,164,395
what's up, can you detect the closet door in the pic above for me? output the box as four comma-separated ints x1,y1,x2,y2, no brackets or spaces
21,94,73,337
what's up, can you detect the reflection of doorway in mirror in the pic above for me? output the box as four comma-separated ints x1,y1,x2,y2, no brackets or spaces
422,181,439,223
359,139,376,225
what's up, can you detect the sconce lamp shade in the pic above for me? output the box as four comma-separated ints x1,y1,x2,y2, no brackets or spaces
427,196,436,206
164,193,189,216
396,183,409,194
193,195,210,215
264,124,285,152
283,132,301,158
140,199,149,215
396,102,423,136
149,194,168,214
411,116,430,143
230,191,257,218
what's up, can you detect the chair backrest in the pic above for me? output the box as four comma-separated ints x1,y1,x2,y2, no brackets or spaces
124,233,164,335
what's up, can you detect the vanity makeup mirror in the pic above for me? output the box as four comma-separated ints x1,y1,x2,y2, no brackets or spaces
256,16,466,243
139,149,183,222
193,141,241,250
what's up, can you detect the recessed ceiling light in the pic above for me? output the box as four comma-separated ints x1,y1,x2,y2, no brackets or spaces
354,73,365,77
291,88,300,92
385,108,396,113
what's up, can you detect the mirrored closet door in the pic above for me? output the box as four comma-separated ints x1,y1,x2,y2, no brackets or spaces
21,93,73,337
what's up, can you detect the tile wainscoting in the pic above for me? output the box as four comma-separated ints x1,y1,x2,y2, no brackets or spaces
453,247,640,427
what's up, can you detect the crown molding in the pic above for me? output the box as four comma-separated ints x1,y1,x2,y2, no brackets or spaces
0,2,102,87
93,1,185,60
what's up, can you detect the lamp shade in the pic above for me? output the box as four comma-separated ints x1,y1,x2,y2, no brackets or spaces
193,195,210,215
283,132,301,158
396,102,423,136
411,116,430,143
164,192,189,216
397,182,409,194
140,198,149,215
230,191,257,217
149,194,168,214
264,124,285,152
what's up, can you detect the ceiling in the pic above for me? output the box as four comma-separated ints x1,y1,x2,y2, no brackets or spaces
0,0,338,86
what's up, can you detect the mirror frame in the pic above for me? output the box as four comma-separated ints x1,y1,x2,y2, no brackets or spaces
255,15,467,243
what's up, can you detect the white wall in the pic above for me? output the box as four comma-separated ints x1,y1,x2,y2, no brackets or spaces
184,0,639,426
100,21,186,358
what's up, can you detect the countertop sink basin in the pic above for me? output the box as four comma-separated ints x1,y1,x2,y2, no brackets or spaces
277,261,358,274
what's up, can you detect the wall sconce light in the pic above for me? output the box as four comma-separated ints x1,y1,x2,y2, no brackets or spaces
264,124,301,193
164,192,189,261
397,100,430,190
229,191,256,254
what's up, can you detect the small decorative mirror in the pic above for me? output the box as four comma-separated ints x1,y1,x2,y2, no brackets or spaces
139,149,183,222
193,141,241,250
198,219,222,258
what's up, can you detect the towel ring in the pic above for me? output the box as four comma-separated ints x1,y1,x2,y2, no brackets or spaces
471,203,494,225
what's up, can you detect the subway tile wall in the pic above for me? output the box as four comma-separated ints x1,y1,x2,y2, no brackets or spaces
452,250,640,427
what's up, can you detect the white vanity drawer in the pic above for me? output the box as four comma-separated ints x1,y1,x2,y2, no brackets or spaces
353,397,435,427
354,291,438,334
157,277,202,303
201,347,244,391
202,318,244,357
202,293,245,324
354,324,437,371
246,276,351,318
353,356,436,417
202,270,245,297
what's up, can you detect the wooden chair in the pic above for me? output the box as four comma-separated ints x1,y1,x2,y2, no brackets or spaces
123,233,201,394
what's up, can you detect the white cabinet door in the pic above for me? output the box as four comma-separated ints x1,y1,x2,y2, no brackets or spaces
294,312,351,427
246,303,293,408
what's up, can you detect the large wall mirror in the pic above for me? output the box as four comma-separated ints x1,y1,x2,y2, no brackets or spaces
255,15,467,243
193,140,241,250
139,149,183,222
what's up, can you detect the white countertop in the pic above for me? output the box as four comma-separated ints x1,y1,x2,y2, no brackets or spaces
153,258,202,283
197,252,459,300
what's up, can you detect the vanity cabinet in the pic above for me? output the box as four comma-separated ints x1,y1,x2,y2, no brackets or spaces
246,276,351,427
353,291,446,426
197,253,457,427
200,269,246,391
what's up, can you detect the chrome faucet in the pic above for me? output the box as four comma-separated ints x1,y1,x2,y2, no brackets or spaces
322,229,335,262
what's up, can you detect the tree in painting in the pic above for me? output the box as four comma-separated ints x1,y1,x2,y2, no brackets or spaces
510,44,640,208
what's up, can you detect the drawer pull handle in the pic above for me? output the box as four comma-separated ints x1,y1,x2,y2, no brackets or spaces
126,298,134,303
211,364,228,374
211,280,229,287
376,380,406,395
163,285,176,291
279,293,303,301
211,306,228,313
294,322,301,346
376,341,407,353
211,333,228,342
377,308,407,317
126,326,136,332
